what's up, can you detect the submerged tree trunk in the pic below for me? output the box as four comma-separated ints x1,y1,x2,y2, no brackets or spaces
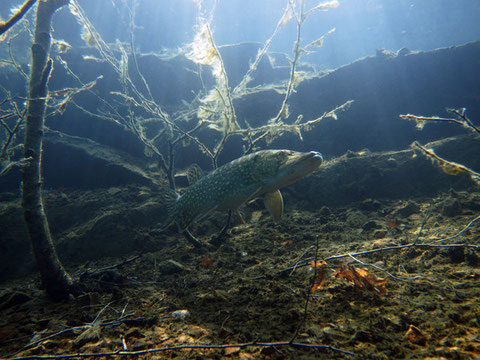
22,0,73,301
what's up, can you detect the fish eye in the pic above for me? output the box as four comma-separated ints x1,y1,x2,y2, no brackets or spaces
276,151,290,162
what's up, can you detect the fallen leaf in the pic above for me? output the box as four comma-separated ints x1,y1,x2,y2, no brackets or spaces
333,264,387,295
405,324,427,346
310,260,328,291
239,352,254,360
386,220,398,229
224,346,241,356
200,256,213,268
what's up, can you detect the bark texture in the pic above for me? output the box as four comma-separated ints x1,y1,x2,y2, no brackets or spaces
22,0,73,301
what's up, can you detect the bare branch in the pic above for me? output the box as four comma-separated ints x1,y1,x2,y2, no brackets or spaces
0,0,37,36
411,141,480,185
400,108,480,135
7,340,354,359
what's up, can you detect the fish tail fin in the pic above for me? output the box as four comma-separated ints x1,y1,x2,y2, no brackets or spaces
159,187,179,230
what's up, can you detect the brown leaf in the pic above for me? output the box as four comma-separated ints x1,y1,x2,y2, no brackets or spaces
224,346,241,356
200,256,213,268
333,264,387,295
405,324,427,346
386,220,398,229
310,260,328,291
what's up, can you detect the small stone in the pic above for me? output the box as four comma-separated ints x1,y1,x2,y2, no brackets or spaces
157,260,186,275
171,309,190,321
319,206,332,216
322,326,347,340
0,327,18,343
0,291,32,310
346,210,368,228
465,249,480,266
107,187,122,196
383,315,404,330
359,199,381,211
391,201,420,218
447,247,465,264
441,198,462,217
362,220,382,231
35,318,50,327
373,230,386,239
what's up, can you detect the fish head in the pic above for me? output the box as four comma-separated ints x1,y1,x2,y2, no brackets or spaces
252,149,323,191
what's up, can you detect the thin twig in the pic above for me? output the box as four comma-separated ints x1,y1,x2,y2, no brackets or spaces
279,211,479,276
0,0,37,36
448,108,480,135
433,214,480,243
6,313,138,358
290,237,320,343
289,245,314,276
400,108,480,135
76,254,142,278
8,340,354,359
347,254,408,282
412,141,480,184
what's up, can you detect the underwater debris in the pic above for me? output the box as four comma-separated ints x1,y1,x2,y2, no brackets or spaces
304,28,336,52
411,141,480,185
401,108,480,186
80,24,96,47
186,23,238,136
157,260,186,275
52,39,72,54
333,264,387,295
200,256,213,268
405,324,427,346
73,324,101,347
400,108,480,135
385,219,399,229
309,261,387,294
310,260,328,291
171,309,190,321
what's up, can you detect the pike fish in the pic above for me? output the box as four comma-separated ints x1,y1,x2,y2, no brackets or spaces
163,149,323,232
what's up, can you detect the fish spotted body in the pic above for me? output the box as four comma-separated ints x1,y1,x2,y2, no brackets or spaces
163,149,323,232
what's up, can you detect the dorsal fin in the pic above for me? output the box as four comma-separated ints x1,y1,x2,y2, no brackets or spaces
186,164,204,186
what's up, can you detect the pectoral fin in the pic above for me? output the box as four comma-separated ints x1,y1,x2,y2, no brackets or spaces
264,190,284,222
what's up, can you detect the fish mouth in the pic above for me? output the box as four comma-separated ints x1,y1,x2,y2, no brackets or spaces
288,151,323,170
292,151,323,175
272,150,323,190
299,151,323,163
